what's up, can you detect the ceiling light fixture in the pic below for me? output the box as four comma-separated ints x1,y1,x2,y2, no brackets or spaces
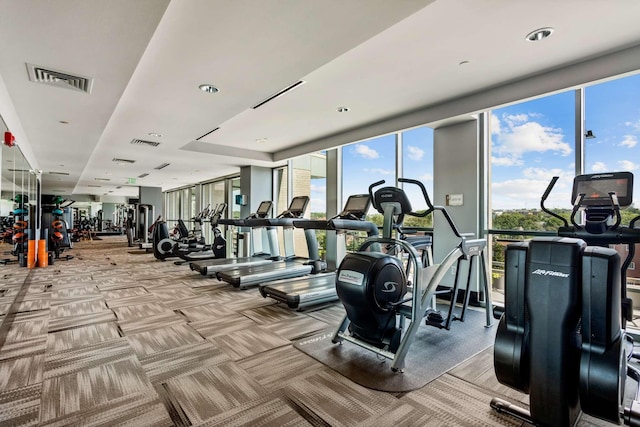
525,27,554,42
256,138,268,143
148,132,162,138
199,84,219,93
337,107,350,113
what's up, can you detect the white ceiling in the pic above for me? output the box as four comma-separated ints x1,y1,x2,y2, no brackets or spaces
1,0,640,199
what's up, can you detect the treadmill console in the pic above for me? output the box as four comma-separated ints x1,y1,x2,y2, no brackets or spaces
284,196,310,218
256,201,273,218
572,172,633,207
340,194,371,220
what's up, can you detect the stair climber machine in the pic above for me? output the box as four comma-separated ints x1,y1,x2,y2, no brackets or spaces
258,193,379,310
171,203,228,265
189,201,278,275
491,171,640,427
332,178,493,373
152,205,217,261
216,196,327,290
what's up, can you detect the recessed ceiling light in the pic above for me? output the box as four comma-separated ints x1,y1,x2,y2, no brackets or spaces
256,138,268,143
148,132,162,138
337,107,350,113
199,84,219,93
525,27,554,42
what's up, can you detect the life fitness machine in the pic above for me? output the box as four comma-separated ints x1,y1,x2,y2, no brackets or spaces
492,171,640,426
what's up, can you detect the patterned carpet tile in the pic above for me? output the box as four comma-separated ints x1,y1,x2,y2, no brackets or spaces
50,299,110,318
15,294,51,313
38,389,171,427
50,285,100,300
164,361,267,423
0,383,41,427
104,292,159,309
0,353,44,390
261,315,331,341
402,374,522,426
188,313,256,339
139,341,230,385
238,345,325,391
47,322,121,352
111,302,169,320
241,304,305,325
195,395,313,427
100,286,149,301
117,312,187,335
449,346,530,405
178,302,235,322
281,369,398,426
48,311,117,333
0,301,12,316
304,303,346,326
44,338,134,379
159,295,216,311
210,326,292,361
2,316,48,344
40,357,154,422
0,337,47,361
126,323,205,357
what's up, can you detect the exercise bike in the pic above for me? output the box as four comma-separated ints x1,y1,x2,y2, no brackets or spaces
332,178,493,372
492,171,640,426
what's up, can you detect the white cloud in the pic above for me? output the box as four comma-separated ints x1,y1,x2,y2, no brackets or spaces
625,119,640,132
504,114,529,126
419,173,433,182
491,156,522,167
591,161,608,172
620,134,638,148
495,121,571,157
490,113,502,135
618,160,639,171
354,144,379,159
364,168,393,175
310,184,326,193
491,168,574,209
406,145,424,161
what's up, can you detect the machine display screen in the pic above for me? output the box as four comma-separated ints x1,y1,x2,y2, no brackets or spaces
572,172,633,207
343,194,371,218
256,201,272,216
289,196,309,214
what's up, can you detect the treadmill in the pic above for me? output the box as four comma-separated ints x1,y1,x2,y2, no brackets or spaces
259,193,378,310
189,201,278,275
216,196,325,290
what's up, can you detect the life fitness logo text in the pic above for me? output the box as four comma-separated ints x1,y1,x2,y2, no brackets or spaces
338,270,364,286
532,269,569,278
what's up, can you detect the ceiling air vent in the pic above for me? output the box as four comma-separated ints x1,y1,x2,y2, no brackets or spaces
95,178,110,182
138,173,149,178
27,63,93,94
49,171,69,176
196,127,220,141
131,139,160,147
252,80,305,110
113,158,135,164
154,163,170,170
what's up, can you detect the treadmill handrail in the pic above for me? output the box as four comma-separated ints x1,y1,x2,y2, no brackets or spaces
328,219,379,236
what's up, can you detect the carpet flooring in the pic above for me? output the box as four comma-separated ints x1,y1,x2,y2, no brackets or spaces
0,236,622,426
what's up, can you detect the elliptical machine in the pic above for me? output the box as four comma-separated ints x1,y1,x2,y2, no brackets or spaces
332,178,493,372
492,171,640,426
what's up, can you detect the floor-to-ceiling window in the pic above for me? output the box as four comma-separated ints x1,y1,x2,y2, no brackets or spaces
489,91,576,303
585,72,640,321
401,126,434,228
201,180,226,244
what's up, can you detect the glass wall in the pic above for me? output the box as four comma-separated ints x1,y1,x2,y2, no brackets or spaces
201,180,226,244
401,126,434,228
488,91,576,302
585,73,640,320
